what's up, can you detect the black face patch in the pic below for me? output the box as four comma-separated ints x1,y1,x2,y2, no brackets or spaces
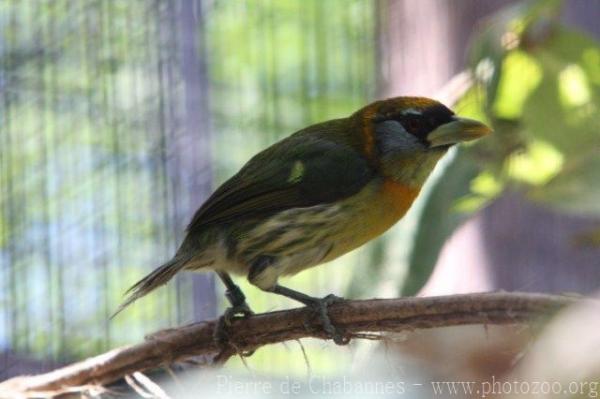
378,104,455,144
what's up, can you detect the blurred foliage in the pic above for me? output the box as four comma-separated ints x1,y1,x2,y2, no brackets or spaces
0,0,188,361
2,0,598,379
402,149,481,296
402,0,600,295
0,0,376,372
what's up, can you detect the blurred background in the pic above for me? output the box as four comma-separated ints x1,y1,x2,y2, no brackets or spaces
1,0,600,396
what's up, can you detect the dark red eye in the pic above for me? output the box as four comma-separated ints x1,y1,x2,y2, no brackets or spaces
405,118,420,133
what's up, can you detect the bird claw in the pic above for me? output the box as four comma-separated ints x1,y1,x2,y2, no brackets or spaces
307,294,349,345
223,302,254,325
213,302,254,349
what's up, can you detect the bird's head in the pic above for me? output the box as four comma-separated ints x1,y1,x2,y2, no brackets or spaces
352,97,492,186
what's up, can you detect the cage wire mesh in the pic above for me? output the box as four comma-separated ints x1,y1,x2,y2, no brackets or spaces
0,0,376,374
0,0,210,362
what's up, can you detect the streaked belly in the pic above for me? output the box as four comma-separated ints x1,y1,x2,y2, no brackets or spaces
235,178,420,276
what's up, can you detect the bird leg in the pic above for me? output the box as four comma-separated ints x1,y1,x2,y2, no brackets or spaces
220,272,252,316
268,284,349,345
213,271,254,345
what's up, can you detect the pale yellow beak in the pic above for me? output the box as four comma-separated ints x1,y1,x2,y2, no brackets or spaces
427,117,492,148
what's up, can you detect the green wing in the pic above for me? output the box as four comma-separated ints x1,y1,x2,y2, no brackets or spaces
187,134,374,233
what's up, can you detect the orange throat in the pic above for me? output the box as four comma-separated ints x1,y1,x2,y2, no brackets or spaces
380,179,421,223
317,178,421,264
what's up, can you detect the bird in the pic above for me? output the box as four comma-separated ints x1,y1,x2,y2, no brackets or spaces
113,96,491,344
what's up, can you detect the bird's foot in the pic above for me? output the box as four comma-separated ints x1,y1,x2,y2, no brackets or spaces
306,294,349,345
213,302,254,350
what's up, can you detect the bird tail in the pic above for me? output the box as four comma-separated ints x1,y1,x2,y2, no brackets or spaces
111,256,189,319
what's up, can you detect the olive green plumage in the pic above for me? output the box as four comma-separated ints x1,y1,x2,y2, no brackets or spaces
114,97,491,318
187,119,374,232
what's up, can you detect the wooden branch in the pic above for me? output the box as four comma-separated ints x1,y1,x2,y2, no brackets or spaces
0,292,577,397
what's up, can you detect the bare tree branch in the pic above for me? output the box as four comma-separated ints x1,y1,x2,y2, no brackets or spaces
0,292,577,397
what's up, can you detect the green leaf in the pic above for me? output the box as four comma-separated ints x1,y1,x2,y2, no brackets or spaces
468,0,562,111
529,151,600,214
493,50,543,119
504,139,563,185
522,28,600,155
400,149,481,296
470,13,600,217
